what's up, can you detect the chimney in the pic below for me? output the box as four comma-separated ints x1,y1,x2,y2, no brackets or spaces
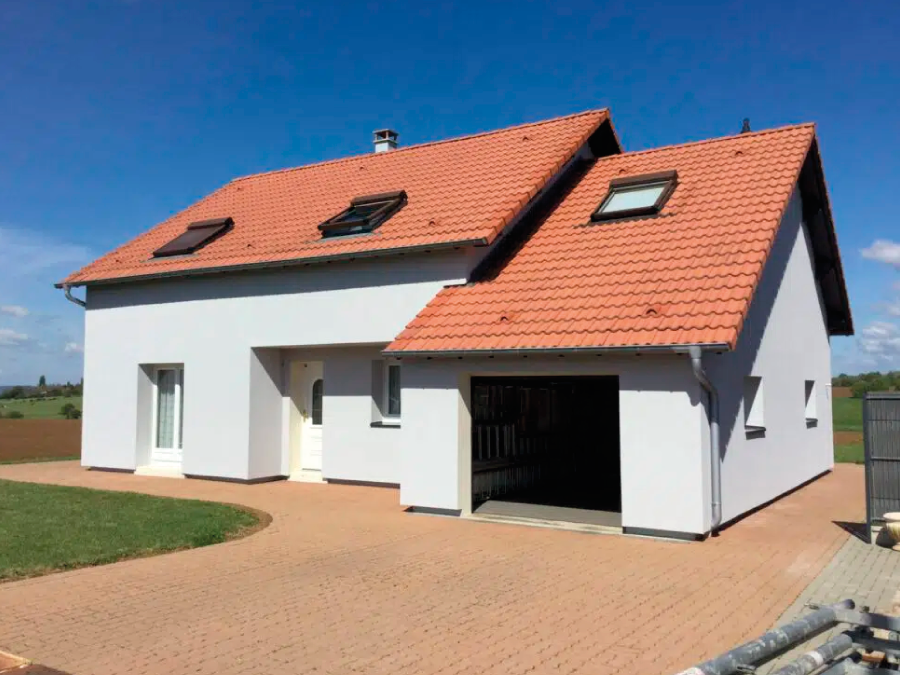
740,118,751,134
373,129,398,153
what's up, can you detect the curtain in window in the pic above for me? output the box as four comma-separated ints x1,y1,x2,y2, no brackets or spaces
156,369,176,448
387,365,401,416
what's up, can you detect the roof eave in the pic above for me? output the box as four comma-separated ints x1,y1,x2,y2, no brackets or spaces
56,237,490,289
382,342,731,358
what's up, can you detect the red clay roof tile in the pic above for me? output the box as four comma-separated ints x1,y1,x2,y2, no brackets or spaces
387,124,818,353
62,110,609,285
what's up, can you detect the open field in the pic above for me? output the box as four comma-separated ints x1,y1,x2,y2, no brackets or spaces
0,395,82,419
832,396,863,463
0,479,261,581
0,419,81,463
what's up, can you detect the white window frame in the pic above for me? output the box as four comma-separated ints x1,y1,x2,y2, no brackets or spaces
804,380,817,423
743,375,765,432
152,365,184,453
382,361,402,425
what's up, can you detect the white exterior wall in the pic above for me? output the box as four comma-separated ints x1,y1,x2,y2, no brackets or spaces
707,188,834,523
398,355,710,535
81,251,472,480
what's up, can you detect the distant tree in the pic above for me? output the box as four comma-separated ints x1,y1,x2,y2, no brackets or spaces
0,386,25,400
6,410,24,419
60,403,80,419
38,375,46,388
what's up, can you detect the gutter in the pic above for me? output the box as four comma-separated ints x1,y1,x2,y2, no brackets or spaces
688,345,722,534
62,284,86,308
382,343,729,358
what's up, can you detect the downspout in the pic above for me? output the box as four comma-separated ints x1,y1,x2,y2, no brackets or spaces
688,346,722,534
62,284,86,308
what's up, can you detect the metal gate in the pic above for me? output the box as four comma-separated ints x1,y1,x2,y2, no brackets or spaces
864,392,900,541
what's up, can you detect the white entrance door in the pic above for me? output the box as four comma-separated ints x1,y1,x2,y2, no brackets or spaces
291,361,324,473
152,367,184,467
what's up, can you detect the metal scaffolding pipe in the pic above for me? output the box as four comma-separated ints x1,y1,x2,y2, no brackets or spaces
673,600,855,675
768,632,855,675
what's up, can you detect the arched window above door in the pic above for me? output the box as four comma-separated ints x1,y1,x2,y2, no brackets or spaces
311,379,324,426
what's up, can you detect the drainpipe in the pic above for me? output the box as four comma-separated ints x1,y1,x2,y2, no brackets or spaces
688,346,722,533
62,284,86,308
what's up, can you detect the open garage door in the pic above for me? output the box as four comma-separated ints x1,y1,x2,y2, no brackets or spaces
471,376,621,526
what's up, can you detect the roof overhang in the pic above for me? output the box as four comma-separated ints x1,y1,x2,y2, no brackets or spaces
798,137,854,336
382,342,731,358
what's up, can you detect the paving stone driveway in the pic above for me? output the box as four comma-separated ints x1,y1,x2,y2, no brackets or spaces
0,462,864,675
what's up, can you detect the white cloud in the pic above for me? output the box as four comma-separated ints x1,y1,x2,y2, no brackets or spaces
64,342,83,354
0,328,29,347
887,301,900,318
861,240,900,269
0,226,91,280
858,321,900,361
0,305,29,318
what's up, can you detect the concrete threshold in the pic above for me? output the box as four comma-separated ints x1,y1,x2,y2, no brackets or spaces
463,511,623,536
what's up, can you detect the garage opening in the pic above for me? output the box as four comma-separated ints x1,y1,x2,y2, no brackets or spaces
471,376,621,528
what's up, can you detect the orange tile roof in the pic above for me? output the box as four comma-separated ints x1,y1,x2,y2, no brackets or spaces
387,124,820,354
61,110,610,286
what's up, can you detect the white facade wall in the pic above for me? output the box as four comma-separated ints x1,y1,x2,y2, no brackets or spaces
707,188,834,523
81,251,473,480
398,355,710,534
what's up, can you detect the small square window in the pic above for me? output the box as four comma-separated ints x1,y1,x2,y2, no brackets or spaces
591,170,677,222
744,376,765,432
319,191,407,238
805,380,817,423
153,217,233,257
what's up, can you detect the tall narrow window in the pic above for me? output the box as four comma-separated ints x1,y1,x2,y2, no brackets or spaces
384,362,401,421
311,379,324,426
154,366,184,450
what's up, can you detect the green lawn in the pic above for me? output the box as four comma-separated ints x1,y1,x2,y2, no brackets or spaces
0,395,83,419
0,480,260,581
835,443,864,464
832,397,862,432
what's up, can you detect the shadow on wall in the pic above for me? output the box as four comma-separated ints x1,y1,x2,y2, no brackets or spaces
711,192,801,461
86,250,471,310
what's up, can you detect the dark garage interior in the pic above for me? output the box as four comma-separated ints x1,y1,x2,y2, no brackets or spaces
471,376,622,527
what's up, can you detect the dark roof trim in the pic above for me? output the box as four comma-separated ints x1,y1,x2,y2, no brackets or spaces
382,342,731,358
350,190,406,206
608,170,678,189
797,138,853,336
188,216,233,230
56,237,489,289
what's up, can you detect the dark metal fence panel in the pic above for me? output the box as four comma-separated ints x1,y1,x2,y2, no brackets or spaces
864,393,900,541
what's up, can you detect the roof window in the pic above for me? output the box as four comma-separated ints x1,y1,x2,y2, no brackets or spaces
152,217,233,258
319,191,406,238
591,170,677,222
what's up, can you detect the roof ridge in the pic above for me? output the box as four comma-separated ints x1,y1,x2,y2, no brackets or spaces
608,122,816,161
231,109,609,183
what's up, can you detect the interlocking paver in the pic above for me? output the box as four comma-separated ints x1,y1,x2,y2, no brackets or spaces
0,461,864,675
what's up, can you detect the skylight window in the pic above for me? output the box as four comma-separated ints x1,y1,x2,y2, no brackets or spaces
319,190,407,238
152,217,234,258
591,170,678,222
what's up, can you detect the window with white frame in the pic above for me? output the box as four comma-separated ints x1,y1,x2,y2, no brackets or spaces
154,367,184,450
743,375,765,432
805,380,817,423
383,361,401,422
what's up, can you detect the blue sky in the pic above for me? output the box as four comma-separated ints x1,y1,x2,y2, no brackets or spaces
1,0,898,384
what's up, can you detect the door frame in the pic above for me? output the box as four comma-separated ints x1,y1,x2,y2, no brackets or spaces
150,364,184,468
287,359,325,482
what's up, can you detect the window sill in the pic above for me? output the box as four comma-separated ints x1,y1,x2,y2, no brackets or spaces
370,421,401,428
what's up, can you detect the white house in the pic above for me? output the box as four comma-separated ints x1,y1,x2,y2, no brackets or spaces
60,110,852,539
